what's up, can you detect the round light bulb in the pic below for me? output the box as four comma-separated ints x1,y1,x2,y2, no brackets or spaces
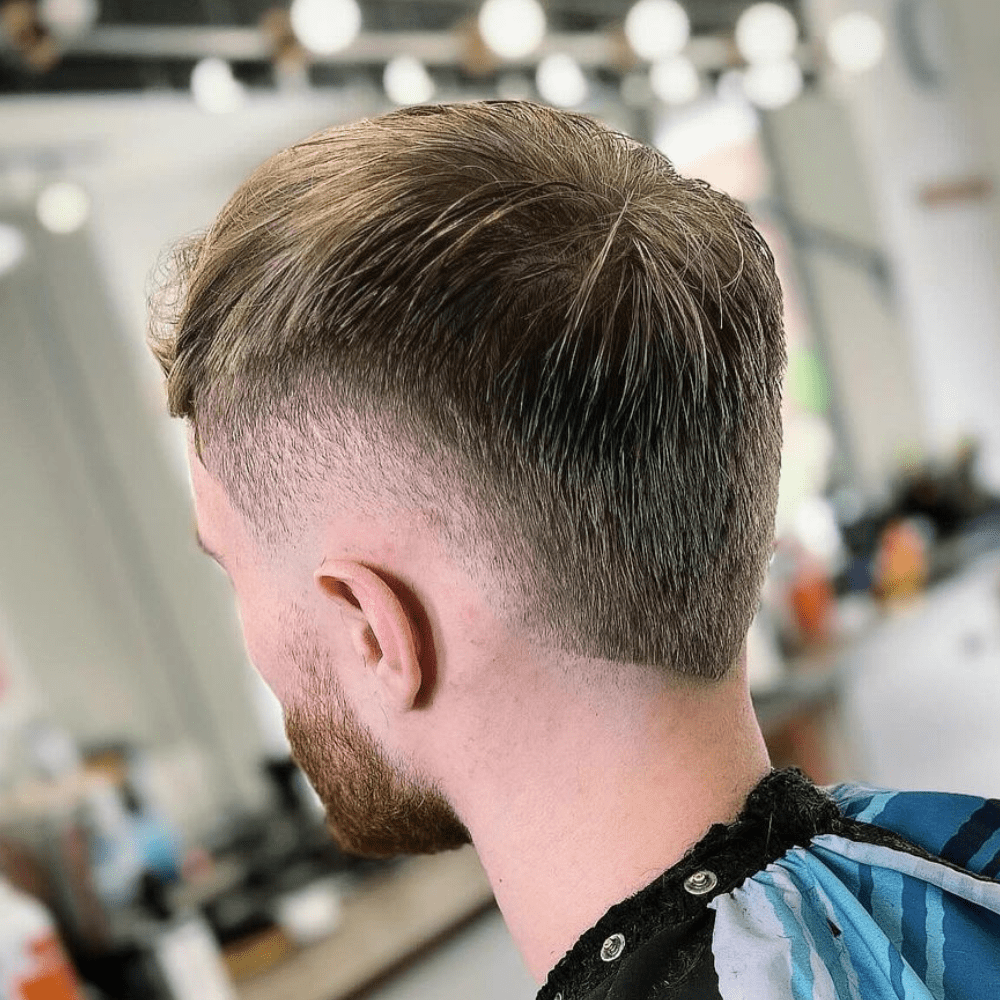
735,2,798,64
38,0,99,39
535,52,588,107
478,0,546,60
290,0,362,56
650,54,700,104
624,0,691,61
190,58,245,114
742,58,803,109
826,11,886,74
383,55,435,105
0,223,27,276
36,181,90,234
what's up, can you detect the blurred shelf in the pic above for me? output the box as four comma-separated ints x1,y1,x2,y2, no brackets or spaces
234,845,494,1000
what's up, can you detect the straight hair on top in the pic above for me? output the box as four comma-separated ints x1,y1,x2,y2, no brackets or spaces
148,100,787,683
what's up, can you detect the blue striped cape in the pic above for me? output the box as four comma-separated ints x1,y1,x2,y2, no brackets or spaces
709,783,1000,999
538,770,1000,999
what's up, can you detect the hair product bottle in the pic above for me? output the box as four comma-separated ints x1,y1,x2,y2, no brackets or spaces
0,876,86,1000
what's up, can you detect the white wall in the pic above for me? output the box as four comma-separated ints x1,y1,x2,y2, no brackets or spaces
942,0,1000,246
764,90,925,499
0,90,376,818
805,0,1000,489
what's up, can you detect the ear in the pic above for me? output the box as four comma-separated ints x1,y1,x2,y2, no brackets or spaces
314,560,423,711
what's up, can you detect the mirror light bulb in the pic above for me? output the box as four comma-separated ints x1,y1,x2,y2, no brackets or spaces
536,52,588,107
38,0,99,39
478,0,546,60
650,55,700,105
290,0,362,56
827,11,886,74
383,55,435,105
191,58,245,114
624,0,691,61
735,2,799,64
742,58,803,109
37,181,90,234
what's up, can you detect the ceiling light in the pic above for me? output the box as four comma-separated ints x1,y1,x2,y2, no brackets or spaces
290,0,362,56
36,181,90,234
624,0,691,61
190,58,246,114
535,52,587,107
735,2,798,64
826,11,887,74
650,54,700,105
383,55,435,105
742,58,803,109
478,0,546,60
38,0,99,39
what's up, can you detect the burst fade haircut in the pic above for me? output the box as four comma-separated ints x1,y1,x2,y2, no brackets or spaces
148,100,786,682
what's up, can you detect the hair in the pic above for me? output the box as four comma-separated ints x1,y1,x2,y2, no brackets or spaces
148,100,786,682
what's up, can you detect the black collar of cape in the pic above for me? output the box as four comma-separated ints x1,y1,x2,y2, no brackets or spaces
535,767,843,1000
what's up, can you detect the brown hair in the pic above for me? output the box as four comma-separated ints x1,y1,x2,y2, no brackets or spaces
149,101,785,681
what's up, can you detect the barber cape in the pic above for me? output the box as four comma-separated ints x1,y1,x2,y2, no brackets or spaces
537,769,1000,1000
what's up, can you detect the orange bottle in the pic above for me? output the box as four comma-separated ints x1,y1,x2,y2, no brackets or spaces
0,878,85,1000
874,519,929,600
788,557,835,647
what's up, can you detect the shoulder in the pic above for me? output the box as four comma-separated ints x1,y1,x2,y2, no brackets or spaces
546,774,1000,1000
586,782,1000,1000
700,782,1000,1000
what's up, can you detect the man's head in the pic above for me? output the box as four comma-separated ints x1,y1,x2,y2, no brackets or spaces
151,101,785,856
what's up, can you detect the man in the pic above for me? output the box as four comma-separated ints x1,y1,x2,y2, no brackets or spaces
149,102,1000,998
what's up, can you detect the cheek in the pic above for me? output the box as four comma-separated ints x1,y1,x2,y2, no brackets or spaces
234,598,304,708
233,581,338,713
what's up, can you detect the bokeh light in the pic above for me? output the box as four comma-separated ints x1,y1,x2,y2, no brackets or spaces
536,53,588,108
478,0,546,60
735,2,799,64
36,181,90,234
624,0,691,62
742,58,803,109
650,54,700,105
383,55,435,105
827,11,887,74
290,0,362,55
190,58,245,114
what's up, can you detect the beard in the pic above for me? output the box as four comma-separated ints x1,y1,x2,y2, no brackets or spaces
283,650,471,859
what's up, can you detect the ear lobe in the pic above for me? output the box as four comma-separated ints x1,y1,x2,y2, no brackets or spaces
315,560,423,711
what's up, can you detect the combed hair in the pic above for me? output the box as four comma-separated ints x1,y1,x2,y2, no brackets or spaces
149,101,786,682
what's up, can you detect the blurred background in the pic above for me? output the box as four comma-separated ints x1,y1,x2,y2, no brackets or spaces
0,0,998,997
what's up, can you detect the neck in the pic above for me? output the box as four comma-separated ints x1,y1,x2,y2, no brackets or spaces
450,664,770,983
